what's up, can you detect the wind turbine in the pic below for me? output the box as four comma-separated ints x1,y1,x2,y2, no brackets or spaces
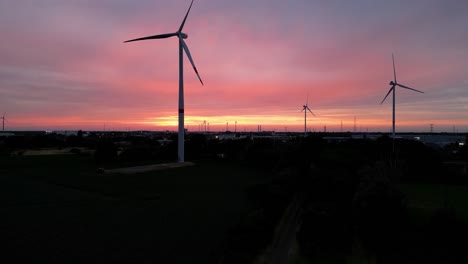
124,0,203,163
1,113,6,131
381,54,423,138
301,95,316,136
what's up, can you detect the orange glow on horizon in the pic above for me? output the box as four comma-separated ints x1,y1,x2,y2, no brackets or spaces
1,1,468,133
6,113,468,133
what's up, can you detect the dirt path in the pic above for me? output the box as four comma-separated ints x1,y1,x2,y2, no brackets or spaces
263,195,302,264
104,162,195,174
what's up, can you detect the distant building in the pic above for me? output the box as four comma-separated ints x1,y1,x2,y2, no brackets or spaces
0,132,15,137
50,130,79,136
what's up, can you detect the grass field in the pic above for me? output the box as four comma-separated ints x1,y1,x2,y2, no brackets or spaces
0,154,268,263
399,183,468,221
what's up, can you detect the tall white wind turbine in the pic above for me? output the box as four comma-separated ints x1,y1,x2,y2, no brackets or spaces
381,54,423,137
124,0,203,163
301,95,316,136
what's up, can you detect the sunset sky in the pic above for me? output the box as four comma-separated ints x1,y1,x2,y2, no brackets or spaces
1,0,467,132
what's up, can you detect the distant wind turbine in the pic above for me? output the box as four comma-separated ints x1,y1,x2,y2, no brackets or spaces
1,113,6,131
381,54,423,137
124,0,203,163
301,95,316,136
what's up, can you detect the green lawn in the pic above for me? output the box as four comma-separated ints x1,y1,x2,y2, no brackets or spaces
0,155,268,263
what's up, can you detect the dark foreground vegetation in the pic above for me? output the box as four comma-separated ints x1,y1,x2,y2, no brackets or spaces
1,131,468,263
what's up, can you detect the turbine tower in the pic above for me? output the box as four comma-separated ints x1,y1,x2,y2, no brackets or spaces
381,54,423,137
1,113,5,131
124,0,203,163
301,95,316,136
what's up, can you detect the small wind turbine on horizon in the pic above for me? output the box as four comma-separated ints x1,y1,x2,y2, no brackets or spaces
301,95,316,136
1,113,6,131
124,0,203,163
380,54,423,138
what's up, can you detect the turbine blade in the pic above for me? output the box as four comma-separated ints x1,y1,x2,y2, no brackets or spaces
307,106,316,117
392,53,397,83
179,0,194,32
124,33,177,43
396,83,424,93
300,108,305,112
180,38,203,85
381,86,394,104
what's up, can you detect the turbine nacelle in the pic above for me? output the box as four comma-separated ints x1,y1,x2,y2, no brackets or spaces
380,54,424,139
123,0,203,86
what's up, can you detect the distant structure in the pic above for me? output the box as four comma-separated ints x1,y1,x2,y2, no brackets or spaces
124,0,203,163
235,121,237,133
1,113,5,131
381,54,424,138
341,120,343,133
300,95,316,136
354,116,356,133
430,123,434,133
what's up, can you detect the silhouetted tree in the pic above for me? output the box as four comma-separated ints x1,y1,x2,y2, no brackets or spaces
159,139,177,161
397,139,444,183
185,133,207,160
